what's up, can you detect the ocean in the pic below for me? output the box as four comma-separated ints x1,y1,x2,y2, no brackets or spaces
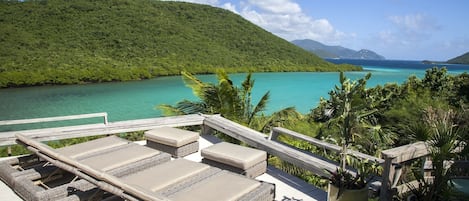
0,59,468,131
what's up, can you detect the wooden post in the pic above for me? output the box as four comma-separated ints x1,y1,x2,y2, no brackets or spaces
200,124,214,135
268,129,279,141
380,154,397,201
380,141,429,200
103,113,108,125
7,146,12,156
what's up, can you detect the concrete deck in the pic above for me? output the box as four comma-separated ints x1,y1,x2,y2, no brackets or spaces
1,135,327,201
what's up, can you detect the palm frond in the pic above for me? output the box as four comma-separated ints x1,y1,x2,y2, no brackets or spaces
248,91,270,125
181,71,206,99
157,104,186,116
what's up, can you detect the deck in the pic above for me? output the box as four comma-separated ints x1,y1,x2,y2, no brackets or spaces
0,134,327,201
0,113,441,201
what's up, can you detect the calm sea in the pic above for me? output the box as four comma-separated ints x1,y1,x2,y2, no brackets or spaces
1,59,468,131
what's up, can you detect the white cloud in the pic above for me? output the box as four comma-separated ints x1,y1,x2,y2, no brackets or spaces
372,13,441,56
165,0,351,44
389,14,440,33
221,3,238,14
246,0,301,14
235,0,350,43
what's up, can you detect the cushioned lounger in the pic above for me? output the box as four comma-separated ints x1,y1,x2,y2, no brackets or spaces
1,135,171,201
201,142,267,178
0,136,129,186
145,127,200,158
14,134,275,201
56,135,129,159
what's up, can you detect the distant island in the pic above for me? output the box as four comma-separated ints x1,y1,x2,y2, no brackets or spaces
421,60,444,65
421,51,469,65
291,39,385,60
447,52,469,64
0,0,360,88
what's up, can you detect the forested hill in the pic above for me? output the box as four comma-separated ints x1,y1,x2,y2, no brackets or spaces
447,52,469,64
0,0,359,88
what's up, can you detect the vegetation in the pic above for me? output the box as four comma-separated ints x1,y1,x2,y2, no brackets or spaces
0,0,360,88
317,72,383,200
158,70,301,131
404,107,468,201
448,52,469,64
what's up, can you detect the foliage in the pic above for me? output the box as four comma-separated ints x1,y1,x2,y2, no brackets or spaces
252,106,304,133
159,70,269,125
0,0,360,88
268,156,328,188
0,144,30,157
382,68,468,146
313,72,392,160
118,131,145,141
158,70,302,130
326,156,381,190
309,72,388,199
405,107,468,201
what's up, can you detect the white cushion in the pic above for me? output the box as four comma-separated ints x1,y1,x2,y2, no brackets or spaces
201,142,266,169
56,135,129,159
145,127,199,147
169,171,261,201
122,159,210,192
78,144,160,172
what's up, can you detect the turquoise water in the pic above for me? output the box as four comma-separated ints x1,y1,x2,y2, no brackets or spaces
1,60,468,131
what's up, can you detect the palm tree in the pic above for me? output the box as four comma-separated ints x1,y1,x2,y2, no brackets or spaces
158,70,297,127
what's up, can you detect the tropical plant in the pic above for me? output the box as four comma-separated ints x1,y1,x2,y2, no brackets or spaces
158,70,301,129
326,156,380,190
158,70,268,125
315,72,386,200
406,107,468,201
320,72,384,168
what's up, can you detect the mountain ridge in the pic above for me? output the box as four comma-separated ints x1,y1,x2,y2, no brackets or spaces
447,52,469,64
291,39,385,60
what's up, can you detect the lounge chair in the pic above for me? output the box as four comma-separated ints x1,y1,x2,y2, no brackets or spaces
15,133,275,201
1,135,171,201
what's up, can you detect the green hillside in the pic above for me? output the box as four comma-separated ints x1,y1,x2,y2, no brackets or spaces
447,52,469,64
0,0,359,87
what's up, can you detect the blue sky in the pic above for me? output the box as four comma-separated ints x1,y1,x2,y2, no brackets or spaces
168,0,469,61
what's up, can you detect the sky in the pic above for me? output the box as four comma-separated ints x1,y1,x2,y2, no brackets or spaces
166,0,469,61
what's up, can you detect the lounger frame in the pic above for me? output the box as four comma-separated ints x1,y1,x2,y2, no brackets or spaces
146,140,199,158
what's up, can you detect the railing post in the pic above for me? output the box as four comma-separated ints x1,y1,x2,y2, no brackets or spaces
268,128,280,141
103,113,108,125
380,154,397,201
200,124,214,135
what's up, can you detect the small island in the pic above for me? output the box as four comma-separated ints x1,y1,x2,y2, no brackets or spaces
447,52,469,64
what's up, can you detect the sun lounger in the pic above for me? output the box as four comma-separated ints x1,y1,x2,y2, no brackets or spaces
1,135,171,201
201,142,267,178
14,133,275,201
